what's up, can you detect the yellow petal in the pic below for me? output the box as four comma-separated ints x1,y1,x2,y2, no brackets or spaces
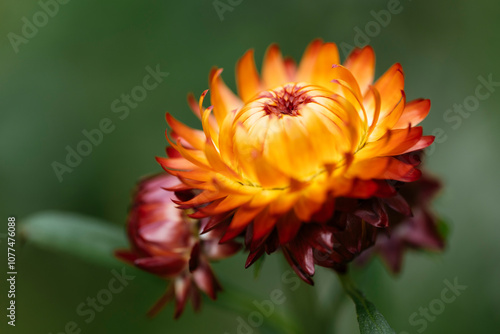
344,46,375,96
209,68,243,126
310,43,340,88
297,39,323,82
262,44,288,89
236,49,262,102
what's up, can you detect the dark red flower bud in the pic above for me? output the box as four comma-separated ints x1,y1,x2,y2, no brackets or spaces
115,173,241,318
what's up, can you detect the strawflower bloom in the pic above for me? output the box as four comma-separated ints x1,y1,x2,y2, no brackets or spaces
157,40,436,282
116,173,241,318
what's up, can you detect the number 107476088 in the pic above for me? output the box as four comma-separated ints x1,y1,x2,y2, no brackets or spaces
7,217,16,272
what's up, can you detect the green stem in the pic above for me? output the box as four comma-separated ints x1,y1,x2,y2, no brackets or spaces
338,273,365,305
337,273,396,334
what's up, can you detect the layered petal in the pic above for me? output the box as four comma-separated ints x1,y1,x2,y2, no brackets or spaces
156,41,437,284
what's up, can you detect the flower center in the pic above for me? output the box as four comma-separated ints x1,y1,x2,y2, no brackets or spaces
261,84,312,117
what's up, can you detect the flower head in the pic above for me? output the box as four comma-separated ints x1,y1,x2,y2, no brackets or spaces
116,173,241,318
157,40,435,279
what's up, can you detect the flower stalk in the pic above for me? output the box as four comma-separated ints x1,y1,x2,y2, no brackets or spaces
338,273,396,334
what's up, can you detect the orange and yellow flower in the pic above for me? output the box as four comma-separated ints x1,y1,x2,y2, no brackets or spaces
157,40,434,250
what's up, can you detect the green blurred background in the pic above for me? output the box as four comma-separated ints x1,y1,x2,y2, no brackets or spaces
1,0,499,333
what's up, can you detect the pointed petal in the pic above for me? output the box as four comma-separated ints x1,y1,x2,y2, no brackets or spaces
401,135,434,153
166,113,206,150
134,256,187,277
384,158,422,182
383,193,412,216
310,43,340,88
394,99,431,129
297,39,323,82
220,205,264,242
187,93,202,119
252,209,278,244
262,44,288,89
173,276,192,319
236,49,262,102
209,68,243,126
193,261,221,300
344,46,375,96
276,212,303,244
353,198,389,228
373,63,405,119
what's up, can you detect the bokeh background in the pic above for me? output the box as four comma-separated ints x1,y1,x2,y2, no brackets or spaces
1,0,499,333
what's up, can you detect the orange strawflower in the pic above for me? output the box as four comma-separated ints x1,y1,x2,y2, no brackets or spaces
157,40,434,256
